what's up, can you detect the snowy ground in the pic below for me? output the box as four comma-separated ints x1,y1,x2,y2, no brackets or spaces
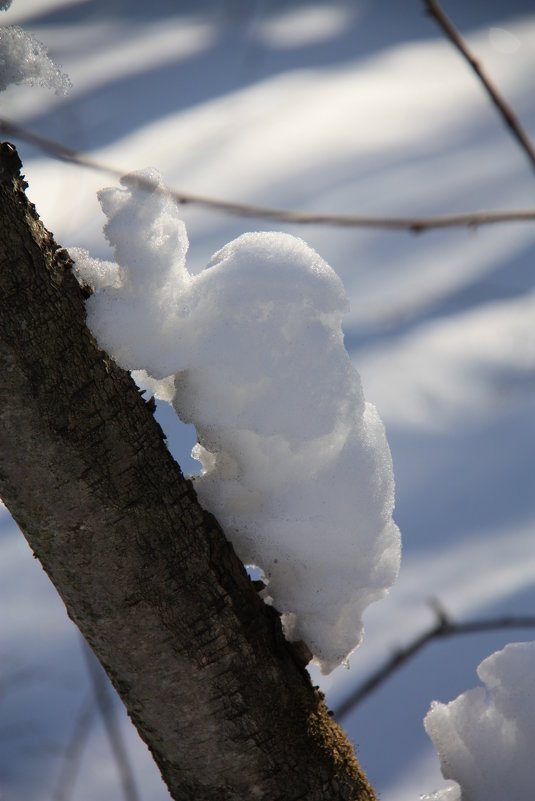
1,1,535,799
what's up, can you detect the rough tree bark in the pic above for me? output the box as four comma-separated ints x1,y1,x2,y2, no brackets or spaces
0,143,377,801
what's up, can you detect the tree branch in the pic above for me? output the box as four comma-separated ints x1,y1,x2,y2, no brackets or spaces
424,0,535,172
334,608,535,720
0,142,376,801
2,119,534,233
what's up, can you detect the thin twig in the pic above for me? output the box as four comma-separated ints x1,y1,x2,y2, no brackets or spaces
334,612,535,720
53,694,96,801
0,119,125,177
424,0,535,171
2,119,535,233
80,638,141,801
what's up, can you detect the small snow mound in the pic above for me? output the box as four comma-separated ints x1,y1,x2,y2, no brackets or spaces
424,641,535,801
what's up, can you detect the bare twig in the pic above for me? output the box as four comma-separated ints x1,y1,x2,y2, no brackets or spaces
53,694,96,801
1,119,534,233
80,638,141,801
334,611,535,720
424,0,535,171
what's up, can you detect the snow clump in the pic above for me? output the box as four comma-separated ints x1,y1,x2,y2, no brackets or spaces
423,641,535,801
71,169,401,673
0,7,71,94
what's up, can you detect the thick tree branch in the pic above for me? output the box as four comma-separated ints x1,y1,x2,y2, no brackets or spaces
0,142,376,801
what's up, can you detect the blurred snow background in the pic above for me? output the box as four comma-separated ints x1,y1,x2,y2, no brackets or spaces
1,0,534,799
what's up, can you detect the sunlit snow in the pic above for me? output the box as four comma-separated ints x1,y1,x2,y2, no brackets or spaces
0,12,70,93
424,642,535,801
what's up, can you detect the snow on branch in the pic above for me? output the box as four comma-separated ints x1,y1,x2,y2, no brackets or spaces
0,21,71,94
71,168,401,674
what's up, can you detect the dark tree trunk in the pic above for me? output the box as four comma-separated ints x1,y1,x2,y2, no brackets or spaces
0,143,377,801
